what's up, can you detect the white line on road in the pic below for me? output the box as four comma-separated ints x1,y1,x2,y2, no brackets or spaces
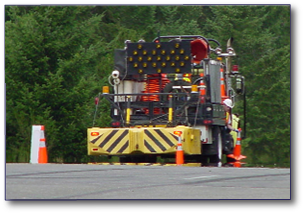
184,175,218,180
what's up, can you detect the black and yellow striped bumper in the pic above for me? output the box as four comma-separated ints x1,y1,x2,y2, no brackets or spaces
88,126,201,155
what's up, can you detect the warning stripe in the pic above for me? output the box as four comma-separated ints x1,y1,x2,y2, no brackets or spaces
98,130,119,148
107,130,129,153
144,129,167,152
117,141,129,153
154,129,175,147
90,133,104,144
91,130,129,154
144,140,156,152
143,129,177,152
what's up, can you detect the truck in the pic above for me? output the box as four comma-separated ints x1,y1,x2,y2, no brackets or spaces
88,35,246,166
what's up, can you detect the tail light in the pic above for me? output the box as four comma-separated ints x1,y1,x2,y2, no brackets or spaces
173,131,182,136
233,65,239,72
203,119,213,125
95,97,99,105
111,121,121,128
91,132,99,136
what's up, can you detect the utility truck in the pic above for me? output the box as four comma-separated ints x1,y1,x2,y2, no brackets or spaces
88,35,246,166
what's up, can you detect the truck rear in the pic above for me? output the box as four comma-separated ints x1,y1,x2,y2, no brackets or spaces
88,35,245,166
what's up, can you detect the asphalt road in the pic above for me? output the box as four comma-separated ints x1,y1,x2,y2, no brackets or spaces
5,163,290,200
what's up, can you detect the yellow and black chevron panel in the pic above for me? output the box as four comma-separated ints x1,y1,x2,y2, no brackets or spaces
142,129,177,153
88,129,130,155
88,126,201,156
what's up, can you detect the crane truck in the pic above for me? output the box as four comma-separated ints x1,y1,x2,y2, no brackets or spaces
87,35,246,166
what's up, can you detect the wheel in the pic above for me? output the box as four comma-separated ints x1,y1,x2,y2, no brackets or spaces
209,127,222,167
200,126,222,166
225,134,236,164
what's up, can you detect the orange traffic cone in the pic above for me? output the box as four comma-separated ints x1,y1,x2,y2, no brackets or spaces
199,73,206,103
220,68,228,101
38,125,48,164
227,128,246,167
174,131,184,166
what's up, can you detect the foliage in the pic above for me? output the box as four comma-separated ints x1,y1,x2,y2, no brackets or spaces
5,5,290,166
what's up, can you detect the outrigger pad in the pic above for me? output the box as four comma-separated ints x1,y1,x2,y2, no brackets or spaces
126,41,192,75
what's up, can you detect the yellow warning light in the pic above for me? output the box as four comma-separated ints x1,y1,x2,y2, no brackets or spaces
143,50,147,55
161,50,166,55
170,50,175,55
175,55,180,61
152,50,157,55
157,68,162,73
175,68,181,73
161,62,166,67
217,57,222,61
180,49,185,54
191,85,198,93
173,130,182,136
134,63,138,68
166,56,171,61
138,56,143,62
143,62,148,68
102,86,109,94
137,44,143,49
157,56,162,61
133,50,138,55
156,43,161,49
91,132,100,136
175,43,180,48
184,55,190,60
152,62,157,67
147,56,152,61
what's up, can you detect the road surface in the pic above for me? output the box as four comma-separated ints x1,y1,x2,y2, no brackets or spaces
5,163,290,200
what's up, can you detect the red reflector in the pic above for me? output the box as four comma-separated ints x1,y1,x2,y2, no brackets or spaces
111,121,121,127
173,131,182,136
201,138,209,144
91,132,99,136
93,148,98,151
203,120,213,124
95,97,99,105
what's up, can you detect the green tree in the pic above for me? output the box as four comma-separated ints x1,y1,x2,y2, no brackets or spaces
5,6,107,162
204,5,290,166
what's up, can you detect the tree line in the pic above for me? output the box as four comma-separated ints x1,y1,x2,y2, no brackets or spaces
5,5,290,166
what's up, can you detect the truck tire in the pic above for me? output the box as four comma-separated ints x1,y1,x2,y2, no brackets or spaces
209,127,222,166
201,126,222,166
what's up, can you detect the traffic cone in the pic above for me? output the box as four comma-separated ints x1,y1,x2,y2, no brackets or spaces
199,73,206,103
38,125,48,164
220,68,228,101
175,133,184,166
227,128,246,167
